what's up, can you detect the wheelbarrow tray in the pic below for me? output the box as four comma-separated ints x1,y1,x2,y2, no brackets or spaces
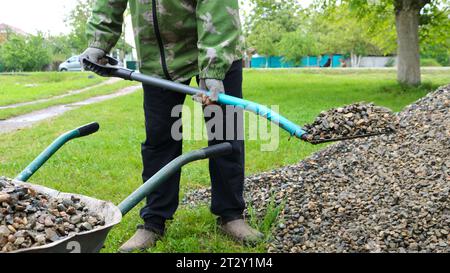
9,180,122,253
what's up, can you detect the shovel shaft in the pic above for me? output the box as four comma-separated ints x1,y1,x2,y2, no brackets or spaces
131,72,202,96
83,57,309,139
217,94,307,138
118,69,307,139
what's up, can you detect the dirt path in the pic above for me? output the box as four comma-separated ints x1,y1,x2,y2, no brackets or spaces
0,85,141,134
0,78,121,110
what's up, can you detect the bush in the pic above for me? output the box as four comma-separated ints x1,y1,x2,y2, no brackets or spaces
385,57,396,67
0,33,52,72
420,58,442,67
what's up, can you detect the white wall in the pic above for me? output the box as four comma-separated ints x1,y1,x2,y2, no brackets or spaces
359,56,397,68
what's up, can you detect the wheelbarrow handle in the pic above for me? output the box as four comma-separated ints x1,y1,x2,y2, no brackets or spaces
15,122,100,182
82,56,308,140
77,122,100,137
199,143,234,159
118,143,233,216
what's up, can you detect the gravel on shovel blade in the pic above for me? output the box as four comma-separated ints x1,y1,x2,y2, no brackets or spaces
0,178,105,252
184,85,450,253
303,102,398,142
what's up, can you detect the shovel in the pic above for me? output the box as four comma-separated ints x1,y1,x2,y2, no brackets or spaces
82,56,390,144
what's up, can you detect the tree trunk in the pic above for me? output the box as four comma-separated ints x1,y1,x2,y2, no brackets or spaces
350,52,359,67
356,55,362,67
395,1,424,86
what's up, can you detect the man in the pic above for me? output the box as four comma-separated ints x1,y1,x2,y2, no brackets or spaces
81,0,263,252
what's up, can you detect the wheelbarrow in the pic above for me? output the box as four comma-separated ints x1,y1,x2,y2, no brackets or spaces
82,56,390,144
9,122,233,253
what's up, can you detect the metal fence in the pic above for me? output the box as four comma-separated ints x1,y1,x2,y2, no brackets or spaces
250,55,344,68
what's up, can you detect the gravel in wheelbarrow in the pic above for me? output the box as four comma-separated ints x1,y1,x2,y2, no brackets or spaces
0,178,120,253
303,102,399,143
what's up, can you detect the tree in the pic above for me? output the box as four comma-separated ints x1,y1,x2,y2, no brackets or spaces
47,35,72,57
394,0,430,86
0,32,51,71
245,0,302,33
310,4,395,67
44,34,74,70
420,4,450,66
315,0,449,86
246,21,284,67
66,0,133,59
278,30,322,65
245,0,396,68
66,0,95,54
245,0,303,66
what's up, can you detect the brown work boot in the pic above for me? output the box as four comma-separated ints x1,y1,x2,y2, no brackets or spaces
118,226,162,253
219,219,264,245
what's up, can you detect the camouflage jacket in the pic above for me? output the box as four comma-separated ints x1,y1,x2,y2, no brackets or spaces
86,0,244,82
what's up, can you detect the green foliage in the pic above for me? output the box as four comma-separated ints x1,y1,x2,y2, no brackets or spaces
420,5,450,66
385,57,396,67
0,33,52,72
245,0,302,58
65,0,132,56
278,30,322,64
422,46,449,66
245,0,398,63
246,0,301,32
420,58,442,67
66,0,95,54
310,4,392,57
247,196,285,236
247,21,284,59
315,0,450,58
46,35,73,63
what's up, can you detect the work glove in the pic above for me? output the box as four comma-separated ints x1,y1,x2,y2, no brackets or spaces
193,79,225,105
79,48,107,71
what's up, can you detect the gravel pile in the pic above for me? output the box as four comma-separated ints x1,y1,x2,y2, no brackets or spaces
184,85,450,253
303,103,398,142
0,178,105,252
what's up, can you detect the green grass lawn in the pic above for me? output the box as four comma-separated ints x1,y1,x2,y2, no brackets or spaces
0,72,106,106
0,69,449,253
0,80,139,120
